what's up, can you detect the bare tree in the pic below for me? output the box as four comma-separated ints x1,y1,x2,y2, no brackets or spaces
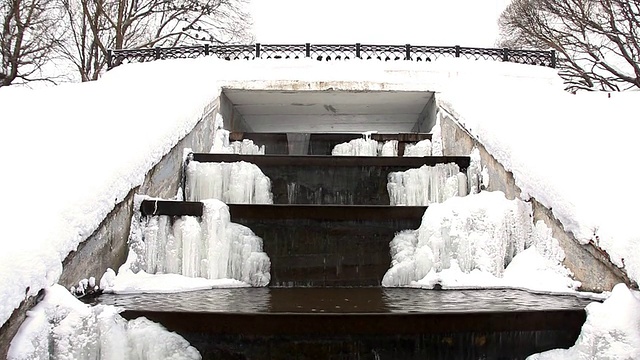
60,0,252,81
498,0,640,91
1,0,63,86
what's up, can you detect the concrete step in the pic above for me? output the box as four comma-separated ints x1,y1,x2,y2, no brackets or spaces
187,154,470,205
95,287,590,360
230,132,432,155
140,201,425,286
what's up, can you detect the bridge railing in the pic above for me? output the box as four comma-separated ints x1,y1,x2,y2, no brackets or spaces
107,43,556,69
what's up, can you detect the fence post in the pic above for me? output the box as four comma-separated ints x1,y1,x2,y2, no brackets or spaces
256,43,261,58
204,44,210,56
154,47,161,60
455,45,460,58
550,50,556,68
502,48,509,62
356,43,361,59
405,44,411,60
107,49,113,69
305,43,311,58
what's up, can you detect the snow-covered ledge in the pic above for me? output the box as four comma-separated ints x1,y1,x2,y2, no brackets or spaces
436,101,633,292
0,99,221,359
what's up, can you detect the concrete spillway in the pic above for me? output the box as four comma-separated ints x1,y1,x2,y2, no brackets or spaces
95,287,591,360
141,200,426,286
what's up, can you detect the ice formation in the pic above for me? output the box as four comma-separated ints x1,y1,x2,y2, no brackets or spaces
185,161,273,203
403,139,432,157
332,137,379,156
8,285,200,360
210,114,265,154
382,191,579,291
380,140,398,156
127,199,270,287
466,148,483,194
430,116,444,156
528,283,640,360
387,163,468,206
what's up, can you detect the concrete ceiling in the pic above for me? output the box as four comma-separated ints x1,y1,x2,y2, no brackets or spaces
223,89,434,133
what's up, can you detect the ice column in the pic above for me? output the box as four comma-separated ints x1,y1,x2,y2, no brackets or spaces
185,161,273,203
387,163,468,206
136,199,270,286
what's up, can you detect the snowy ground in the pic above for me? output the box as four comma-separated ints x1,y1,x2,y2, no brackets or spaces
1,56,639,358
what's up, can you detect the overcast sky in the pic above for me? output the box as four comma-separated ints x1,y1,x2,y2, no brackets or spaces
250,0,511,47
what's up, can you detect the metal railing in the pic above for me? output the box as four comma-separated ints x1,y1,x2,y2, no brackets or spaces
108,43,556,69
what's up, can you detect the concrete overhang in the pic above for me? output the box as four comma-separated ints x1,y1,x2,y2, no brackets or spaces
221,89,436,133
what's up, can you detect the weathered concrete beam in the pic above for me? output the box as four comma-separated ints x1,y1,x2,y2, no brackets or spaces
190,154,467,169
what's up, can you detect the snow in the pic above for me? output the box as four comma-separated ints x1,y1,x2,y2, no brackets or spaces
382,191,580,293
0,54,638,353
8,285,201,360
528,283,640,360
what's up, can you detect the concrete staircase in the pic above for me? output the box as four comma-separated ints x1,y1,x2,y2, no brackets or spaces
109,132,588,359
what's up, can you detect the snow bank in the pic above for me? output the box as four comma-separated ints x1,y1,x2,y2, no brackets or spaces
185,161,273,203
8,285,200,360
528,283,640,360
383,191,580,293
125,198,270,287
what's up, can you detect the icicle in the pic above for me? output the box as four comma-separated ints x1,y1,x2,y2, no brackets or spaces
185,161,273,204
131,200,270,286
387,163,463,206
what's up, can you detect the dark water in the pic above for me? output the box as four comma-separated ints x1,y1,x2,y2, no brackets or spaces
93,287,595,314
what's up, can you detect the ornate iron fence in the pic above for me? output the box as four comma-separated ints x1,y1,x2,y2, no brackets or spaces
108,43,556,69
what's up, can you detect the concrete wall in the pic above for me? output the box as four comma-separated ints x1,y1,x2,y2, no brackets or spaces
436,102,633,292
220,90,251,132
412,93,437,133
0,97,221,359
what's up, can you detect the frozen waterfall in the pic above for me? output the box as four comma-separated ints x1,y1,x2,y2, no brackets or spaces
129,199,270,287
185,161,273,203
387,163,468,206
382,191,578,291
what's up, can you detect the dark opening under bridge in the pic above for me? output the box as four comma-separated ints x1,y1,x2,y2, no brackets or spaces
107,43,556,69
